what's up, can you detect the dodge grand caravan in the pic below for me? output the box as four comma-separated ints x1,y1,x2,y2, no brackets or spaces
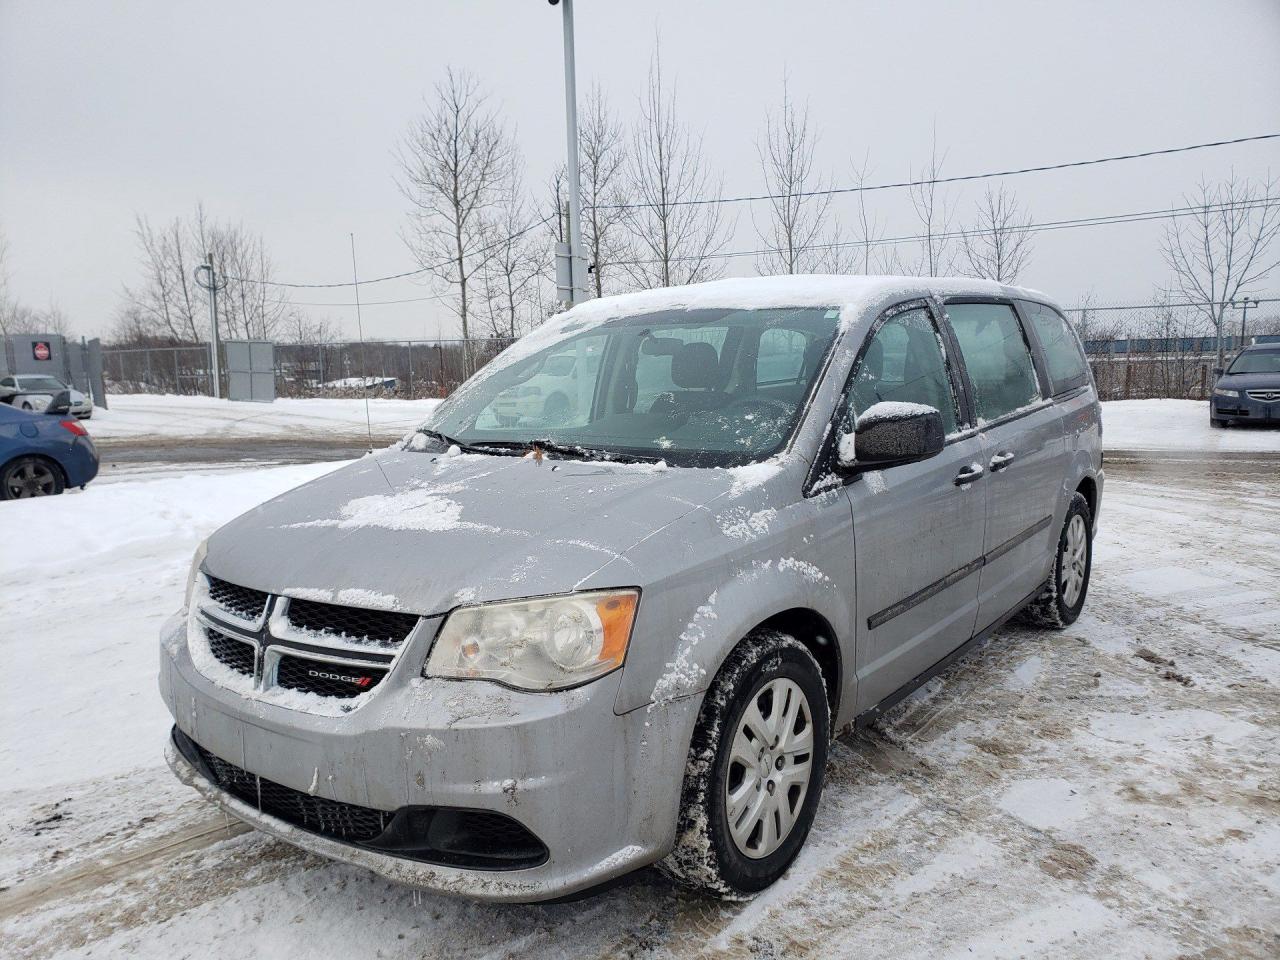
161,276,1103,901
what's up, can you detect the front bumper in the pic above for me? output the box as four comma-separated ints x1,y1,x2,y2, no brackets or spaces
158,613,699,902
1212,394,1280,422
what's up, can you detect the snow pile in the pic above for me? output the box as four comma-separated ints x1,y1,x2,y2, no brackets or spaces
86,394,442,441
1101,399,1279,452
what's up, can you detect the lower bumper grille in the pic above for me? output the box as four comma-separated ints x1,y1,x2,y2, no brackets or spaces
173,727,548,870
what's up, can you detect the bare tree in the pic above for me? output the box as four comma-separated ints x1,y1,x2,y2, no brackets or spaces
398,68,515,373
960,185,1034,283
753,79,852,275
620,44,731,288
1161,172,1280,367
908,126,957,277
848,151,898,274
478,163,541,339
578,84,630,298
119,205,288,342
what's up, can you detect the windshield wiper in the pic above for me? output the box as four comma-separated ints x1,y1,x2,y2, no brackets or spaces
404,428,500,455
476,438,663,464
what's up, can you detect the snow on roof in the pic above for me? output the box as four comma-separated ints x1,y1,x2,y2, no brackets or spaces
561,275,1056,323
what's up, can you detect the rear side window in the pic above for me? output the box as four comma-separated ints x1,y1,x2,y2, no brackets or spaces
848,306,959,435
945,302,1041,423
1022,301,1089,395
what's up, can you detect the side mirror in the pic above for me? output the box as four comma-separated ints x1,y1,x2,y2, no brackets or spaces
44,390,73,416
1212,367,1225,378
837,402,945,471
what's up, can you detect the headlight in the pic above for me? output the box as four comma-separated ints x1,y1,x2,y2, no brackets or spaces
1214,387,1240,398
184,538,209,610
425,590,639,691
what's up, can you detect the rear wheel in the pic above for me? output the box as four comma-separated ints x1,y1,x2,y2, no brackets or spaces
1,456,65,499
1019,492,1092,629
661,631,829,898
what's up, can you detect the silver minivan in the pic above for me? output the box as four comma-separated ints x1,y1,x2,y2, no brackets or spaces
161,276,1103,901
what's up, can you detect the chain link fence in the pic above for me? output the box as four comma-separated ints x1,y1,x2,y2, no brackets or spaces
103,302,1279,402
105,337,516,399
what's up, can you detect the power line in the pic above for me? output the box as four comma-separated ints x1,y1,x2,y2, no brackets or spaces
600,132,1280,210
609,197,1280,267
1061,297,1280,313
224,133,1278,290
273,197,1278,306
224,215,553,289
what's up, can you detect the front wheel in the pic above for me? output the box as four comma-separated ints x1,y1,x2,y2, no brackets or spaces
1019,492,1093,629
661,631,830,898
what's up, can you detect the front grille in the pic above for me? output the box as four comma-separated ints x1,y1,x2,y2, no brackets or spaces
1246,388,1280,403
275,654,387,699
206,628,255,676
286,598,419,647
174,728,549,869
206,576,270,623
194,740,391,842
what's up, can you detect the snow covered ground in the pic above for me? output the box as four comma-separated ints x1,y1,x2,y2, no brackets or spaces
1,449,1277,958
1101,398,1279,452
85,394,441,442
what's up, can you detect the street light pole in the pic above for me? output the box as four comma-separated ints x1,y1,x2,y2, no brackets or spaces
1231,297,1259,346
194,254,222,399
557,0,588,305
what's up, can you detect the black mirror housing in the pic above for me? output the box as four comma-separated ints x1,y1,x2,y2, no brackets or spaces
1213,367,1225,378
838,402,945,471
44,390,73,416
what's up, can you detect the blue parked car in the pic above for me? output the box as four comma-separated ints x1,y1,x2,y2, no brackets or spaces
0,394,99,499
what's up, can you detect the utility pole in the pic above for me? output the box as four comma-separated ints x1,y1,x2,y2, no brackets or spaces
1231,297,1259,348
194,253,222,398
552,0,589,306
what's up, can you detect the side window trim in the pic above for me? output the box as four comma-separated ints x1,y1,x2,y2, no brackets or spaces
803,298,966,497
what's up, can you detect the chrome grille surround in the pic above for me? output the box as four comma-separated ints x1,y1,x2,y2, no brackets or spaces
1245,388,1280,403
191,581,420,706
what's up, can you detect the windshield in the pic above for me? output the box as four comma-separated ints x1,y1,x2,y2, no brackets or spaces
1228,350,1280,374
420,306,841,467
17,376,66,392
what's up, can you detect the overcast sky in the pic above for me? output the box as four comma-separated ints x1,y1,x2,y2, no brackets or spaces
2,0,1278,341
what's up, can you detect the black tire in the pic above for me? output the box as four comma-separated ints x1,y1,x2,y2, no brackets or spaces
661,631,830,898
1019,492,1092,629
1210,417,1226,429
1,456,66,500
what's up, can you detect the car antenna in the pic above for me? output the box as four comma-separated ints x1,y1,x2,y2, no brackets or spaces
349,232,374,455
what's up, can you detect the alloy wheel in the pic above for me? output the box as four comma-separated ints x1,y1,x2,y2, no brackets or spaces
1060,514,1088,607
6,460,58,498
725,677,814,859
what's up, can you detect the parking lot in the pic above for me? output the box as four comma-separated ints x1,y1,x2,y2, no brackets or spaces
1,396,1277,960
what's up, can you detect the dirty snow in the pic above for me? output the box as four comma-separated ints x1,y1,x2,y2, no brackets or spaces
2,430,1279,957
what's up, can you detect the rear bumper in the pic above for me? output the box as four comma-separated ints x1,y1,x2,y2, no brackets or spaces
158,612,699,902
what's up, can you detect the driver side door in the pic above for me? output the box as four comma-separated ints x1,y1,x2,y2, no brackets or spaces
841,301,988,714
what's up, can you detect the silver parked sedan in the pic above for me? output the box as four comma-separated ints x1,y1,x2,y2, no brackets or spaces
160,276,1103,901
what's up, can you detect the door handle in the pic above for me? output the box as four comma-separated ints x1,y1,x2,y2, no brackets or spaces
954,463,985,486
989,451,1016,472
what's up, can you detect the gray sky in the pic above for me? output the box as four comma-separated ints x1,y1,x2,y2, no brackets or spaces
2,0,1278,341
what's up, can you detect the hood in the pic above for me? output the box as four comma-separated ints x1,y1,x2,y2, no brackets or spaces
205,449,751,615
1218,371,1280,390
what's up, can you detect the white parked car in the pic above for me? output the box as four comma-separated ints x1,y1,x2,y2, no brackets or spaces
0,375,93,419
